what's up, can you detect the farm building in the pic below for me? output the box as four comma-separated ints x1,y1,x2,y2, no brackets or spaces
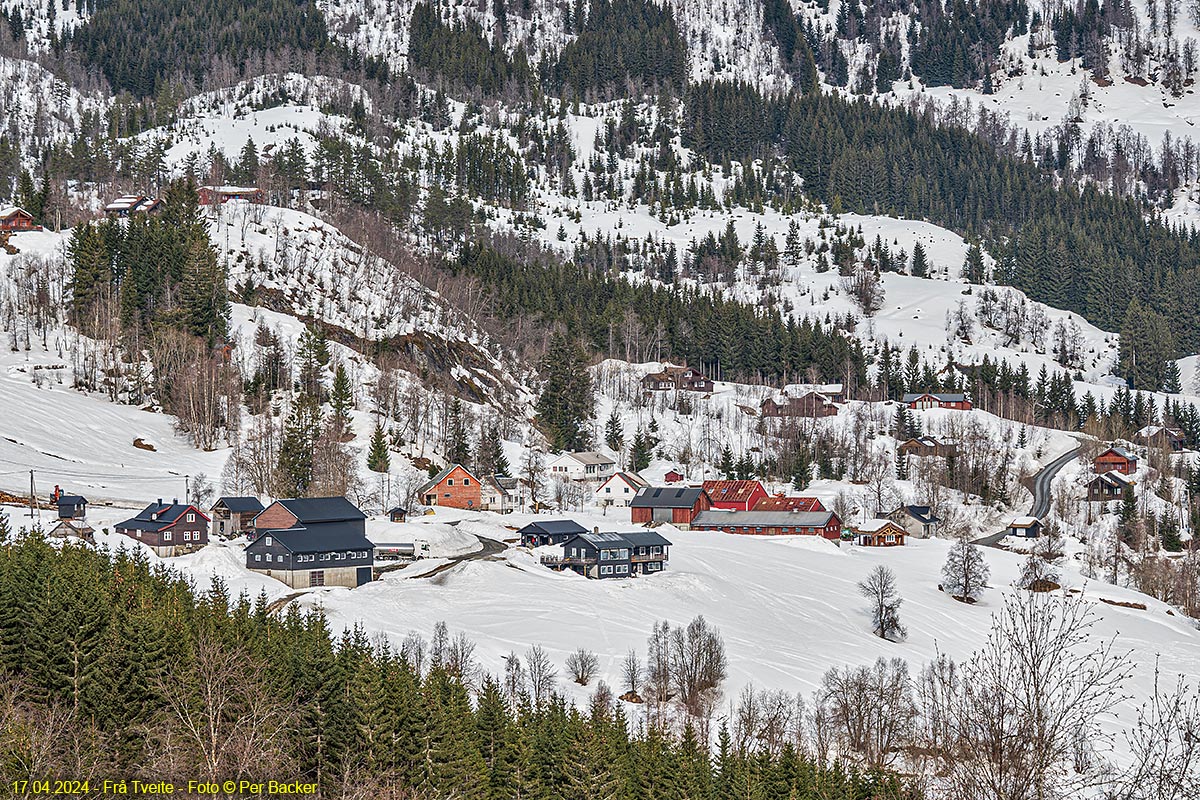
852,519,907,547
542,531,671,579
630,487,712,529
114,500,210,557
901,392,973,411
54,493,88,520
691,509,842,539
417,464,482,509
245,496,373,589
752,495,826,512
211,496,265,538
702,480,769,512
595,471,650,506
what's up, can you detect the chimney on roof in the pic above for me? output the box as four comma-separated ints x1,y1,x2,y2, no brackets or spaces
156,498,162,505
172,497,178,505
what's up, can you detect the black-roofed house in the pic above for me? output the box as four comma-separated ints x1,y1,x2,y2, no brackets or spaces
630,486,712,529
56,494,88,520
542,531,671,578
388,506,408,523
1087,471,1134,503
114,499,210,557
518,519,588,548
690,509,842,539
886,505,940,538
211,496,265,538
245,496,374,589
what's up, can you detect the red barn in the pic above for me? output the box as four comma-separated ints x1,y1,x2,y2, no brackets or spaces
691,509,842,539
702,480,768,512
0,206,36,231
753,495,826,512
630,487,711,529
418,464,482,509
1093,446,1138,476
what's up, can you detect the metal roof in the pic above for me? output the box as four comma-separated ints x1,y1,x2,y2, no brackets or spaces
566,530,673,548
276,496,366,523
692,510,836,528
214,496,265,514
630,486,707,508
248,521,373,554
902,392,967,403
518,519,588,536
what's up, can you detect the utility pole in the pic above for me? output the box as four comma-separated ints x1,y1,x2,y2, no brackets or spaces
184,475,190,503
28,470,34,518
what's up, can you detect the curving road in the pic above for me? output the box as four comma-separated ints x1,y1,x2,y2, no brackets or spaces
973,445,1079,546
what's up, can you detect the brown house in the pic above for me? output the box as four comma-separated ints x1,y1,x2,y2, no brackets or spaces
642,365,714,393
761,391,838,418
902,392,973,411
0,206,37,231
630,487,712,529
1137,426,1187,452
852,519,907,547
417,464,483,509
1087,471,1134,502
1094,446,1138,476
897,436,957,459
115,500,210,557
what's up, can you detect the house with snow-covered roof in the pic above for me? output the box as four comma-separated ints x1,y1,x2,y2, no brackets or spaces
851,519,907,546
1136,425,1187,452
547,451,616,482
902,392,972,411
0,206,36,231
1087,471,1134,503
1094,446,1137,476
1006,516,1042,538
595,471,650,506
885,505,940,538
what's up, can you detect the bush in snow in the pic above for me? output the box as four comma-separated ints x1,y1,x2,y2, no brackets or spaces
566,648,599,685
1018,552,1061,591
941,535,990,603
859,565,907,641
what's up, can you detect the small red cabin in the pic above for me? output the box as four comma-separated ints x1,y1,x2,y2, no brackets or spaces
1094,446,1138,476
630,487,711,529
0,206,37,231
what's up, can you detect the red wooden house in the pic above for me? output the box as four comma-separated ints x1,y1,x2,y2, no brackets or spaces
702,480,768,512
1094,446,1138,476
199,185,264,205
630,487,711,529
663,469,685,483
760,391,838,418
418,464,482,509
0,206,37,231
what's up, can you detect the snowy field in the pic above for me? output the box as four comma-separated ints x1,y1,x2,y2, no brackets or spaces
13,498,1197,762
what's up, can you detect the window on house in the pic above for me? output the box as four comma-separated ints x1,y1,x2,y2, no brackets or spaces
448,479,454,486
254,554,261,562
601,565,613,575
266,553,272,562
164,531,172,541
463,478,470,486
265,536,272,546
617,564,629,574
618,549,629,559
187,513,195,522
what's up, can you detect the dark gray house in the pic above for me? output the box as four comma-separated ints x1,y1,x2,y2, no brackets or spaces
245,497,374,589
56,494,88,520
543,531,671,579
519,519,588,548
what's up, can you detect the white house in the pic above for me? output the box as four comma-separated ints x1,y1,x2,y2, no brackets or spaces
547,451,617,481
594,471,650,506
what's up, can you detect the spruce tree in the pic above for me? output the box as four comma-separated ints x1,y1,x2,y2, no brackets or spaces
276,396,323,497
910,241,929,277
535,334,594,452
330,364,354,434
604,409,625,453
367,423,391,474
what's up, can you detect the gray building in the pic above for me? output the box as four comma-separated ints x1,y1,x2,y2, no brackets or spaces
245,497,374,589
543,531,671,579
